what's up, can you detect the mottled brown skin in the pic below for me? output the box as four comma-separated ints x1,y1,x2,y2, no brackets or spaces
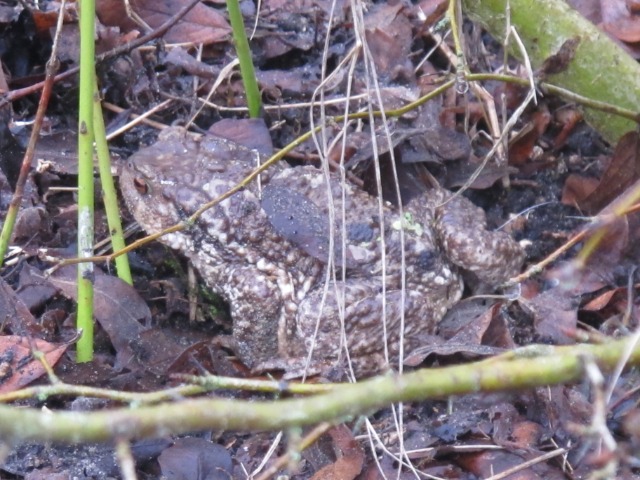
120,128,524,377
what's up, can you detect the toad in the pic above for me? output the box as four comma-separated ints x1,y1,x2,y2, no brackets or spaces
120,128,524,377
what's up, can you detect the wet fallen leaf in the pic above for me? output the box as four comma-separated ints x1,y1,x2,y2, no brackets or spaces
30,4,78,45
441,301,513,346
445,158,517,190
33,130,78,175
418,0,448,26
47,266,194,374
567,0,601,24
509,107,551,166
256,66,321,99
525,287,578,344
602,0,640,42
96,0,231,45
582,285,640,328
310,425,364,480
208,118,273,155
47,265,148,370
456,449,564,479
16,263,59,314
167,339,244,377
0,274,43,336
364,3,413,78
561,173,599,207
158,437,233,480
431,405,490,442
164,46,220,79
535,385,592,443
0,335,67,393
579,131,640,214
257,0,328,58
553,107,583,149
405,302,513,366
401,100,472,166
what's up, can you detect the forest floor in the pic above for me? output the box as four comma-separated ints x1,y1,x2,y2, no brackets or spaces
0,0,640,478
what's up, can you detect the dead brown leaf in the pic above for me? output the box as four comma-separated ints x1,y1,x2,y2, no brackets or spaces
32,5,77,35
364,3,413,78
509,107,552,166
456,445,565,479
582,287,620,311
47,266,195,375
33,130,78,174
257,0,330,58
208,118,273,156
158,437,233,480
578,131,640,214
567,0,602,24
0,274,43,336
601,0,640,42
16,264,59,313
256,66,321,100
310,425,364,480
553,107,584,149
561,173,599,208
405,301,514,366
47,265,148,370
418,0,448,27
0,335,67,394
567,0,640,56
509,421,545,449
96,0,230,45
582,285,640,328
524,287,578,344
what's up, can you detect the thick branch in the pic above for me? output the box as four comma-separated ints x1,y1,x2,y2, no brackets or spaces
3,338,639,443
462,0,640,144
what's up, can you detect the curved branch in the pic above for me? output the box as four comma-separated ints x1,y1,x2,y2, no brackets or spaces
2,338,638,443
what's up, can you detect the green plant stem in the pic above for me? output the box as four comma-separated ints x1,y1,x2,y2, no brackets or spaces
93,79,132,285
226,0,262,117
0,338,638,443
76,0,96,362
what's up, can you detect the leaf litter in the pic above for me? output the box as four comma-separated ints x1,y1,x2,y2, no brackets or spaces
1,0,640,478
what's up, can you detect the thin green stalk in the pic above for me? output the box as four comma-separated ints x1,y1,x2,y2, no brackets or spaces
93,79,132,285
226,0,261,117
76,0,96,362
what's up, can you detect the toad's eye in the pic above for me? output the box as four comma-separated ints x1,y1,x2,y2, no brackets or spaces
133,177,149,195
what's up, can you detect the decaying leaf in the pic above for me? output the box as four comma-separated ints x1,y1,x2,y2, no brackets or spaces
0,335,67,394
577,131,640,214
310,426,364,480
96,0,231,45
